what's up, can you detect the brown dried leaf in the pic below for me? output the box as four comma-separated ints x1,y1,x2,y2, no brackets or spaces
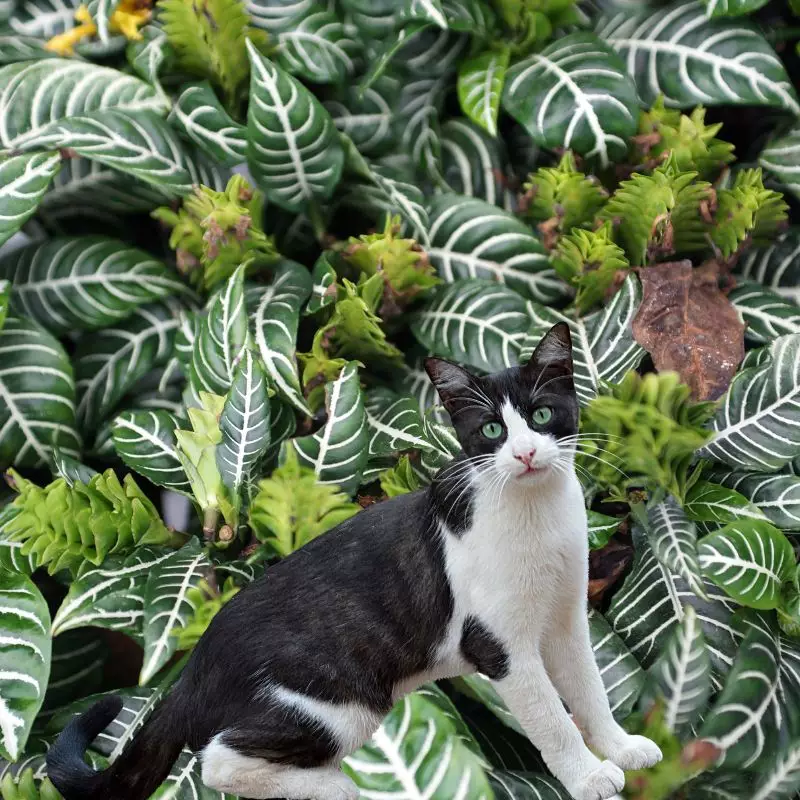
588,540,633,607
632,260,745,401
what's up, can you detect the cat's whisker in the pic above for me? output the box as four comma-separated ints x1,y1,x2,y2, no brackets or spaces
531,372,571,402
573,451,629,479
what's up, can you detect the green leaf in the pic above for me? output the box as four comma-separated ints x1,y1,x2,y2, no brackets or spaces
587,510,620,550
0,315,80,470
51,546,176,639
411,280,529,372
276,6,358,84
426,194,564,303
642,605,712,734
750,737,800,799
325,78,399,157
596,1,799,113
74,300,181,429
0,237,191,335
112,410,192,495
707,468,800,531
0,280,9,333
684,480,767,524
305,252,338,315
188,266,248,401
704,0,770,16
41,628,106,718
416,420,461,482
700,333,800,472
0,571,50,762
730,282,800,345
365,388,433,459
489,772,571,799
457,47,509,138
291,362,368,495
0,507,35,576
18,109,209,198
249,447,360,557
344,691,493,797
246,260,312,415
502,32,638,167
216,349,271,506
698,519,795,609
50,446,98,487
399,0,448,27
646,498,709,601
0,59,168,148
247,0,316,32
140,539,211,684
0,153,61,248
169,82,248,167
520,274,645,406
246,44,345,212
0,36,55,66
738,229,800,304
588,608,646,720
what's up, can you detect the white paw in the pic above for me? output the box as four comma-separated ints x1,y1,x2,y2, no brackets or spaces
608,735,663,771
311,777,359,800
574,760,625,800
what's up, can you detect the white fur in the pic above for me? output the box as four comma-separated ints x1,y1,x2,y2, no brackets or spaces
201,404,661,800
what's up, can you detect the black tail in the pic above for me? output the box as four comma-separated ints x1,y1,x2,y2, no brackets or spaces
47,690,186,800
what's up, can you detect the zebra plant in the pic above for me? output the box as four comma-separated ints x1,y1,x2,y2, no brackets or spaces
2,0,800,797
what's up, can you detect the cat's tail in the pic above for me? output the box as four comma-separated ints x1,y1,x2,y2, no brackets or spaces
46,689,187,800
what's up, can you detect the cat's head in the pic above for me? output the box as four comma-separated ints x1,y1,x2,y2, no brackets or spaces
425,323,578,485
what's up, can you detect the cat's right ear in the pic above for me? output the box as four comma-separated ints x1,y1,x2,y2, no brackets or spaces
424,358,475,412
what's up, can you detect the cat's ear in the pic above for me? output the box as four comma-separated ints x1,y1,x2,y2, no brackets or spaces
424,358,476,410
526,322,573,375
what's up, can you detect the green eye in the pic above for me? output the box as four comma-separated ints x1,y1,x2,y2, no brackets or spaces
532,406,553,425
481,421,504,439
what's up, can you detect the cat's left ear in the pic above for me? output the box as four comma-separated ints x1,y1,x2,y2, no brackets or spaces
525,322,573,375
424,358,476,412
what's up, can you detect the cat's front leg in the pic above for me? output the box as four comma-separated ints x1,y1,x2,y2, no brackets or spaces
541,608,662,772
493,655,625,800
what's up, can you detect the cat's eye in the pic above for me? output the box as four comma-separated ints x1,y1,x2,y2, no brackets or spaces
481,421,504,439
532,406,553,425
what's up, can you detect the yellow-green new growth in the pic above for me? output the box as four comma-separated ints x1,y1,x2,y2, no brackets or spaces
249,447,361,557
1,770,62,800
380,454,421,497
172,576,240,650
578,371,715,501
153,175,278,292
3,469,185,575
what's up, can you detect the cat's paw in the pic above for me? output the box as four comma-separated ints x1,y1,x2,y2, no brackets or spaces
607,735,663,771
573,760,625,800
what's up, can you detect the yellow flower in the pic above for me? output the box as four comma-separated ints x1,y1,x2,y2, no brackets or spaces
45,6,96,55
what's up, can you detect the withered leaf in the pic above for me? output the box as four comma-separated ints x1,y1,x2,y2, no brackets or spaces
632,260,744,401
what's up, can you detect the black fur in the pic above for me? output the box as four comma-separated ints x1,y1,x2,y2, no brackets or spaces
46,323,576,800
460,616,510,680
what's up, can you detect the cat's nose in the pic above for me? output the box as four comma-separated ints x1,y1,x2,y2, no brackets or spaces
513,449,536,467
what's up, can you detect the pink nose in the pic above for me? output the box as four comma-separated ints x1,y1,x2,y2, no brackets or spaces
514,449,536,467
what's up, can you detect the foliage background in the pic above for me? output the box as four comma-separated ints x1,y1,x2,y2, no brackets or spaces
2,0,800,798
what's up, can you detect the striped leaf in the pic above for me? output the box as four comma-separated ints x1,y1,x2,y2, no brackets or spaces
683,772,751,800
325,78,398,157
587,511,620,550
684,480,767,524
74,300,181,430
112,410,191,495
0,36,53,66
0,59,168,149
364,168,431,244
217,350,271,504
399,0,448,27
0,315,80,470
342,0,397,37
700,333,800,472
738,229,800,305
489,772,571,799
596,1,799,113
0,279,8,332
450,673,524,735
247,0,314,31
646,499,709,601
751,737,800,800
51,547,176,640
0,153,61,247
607,526,740,677
0,507,35,576
0,237,190,335
416,420,461,482
643,605,712,735
707,468,800,531
698,519,795,609
127,27,171,87
365,388,434,459
41,629,106,717
411,280,529,372
502,32,638,167
440,120,511,209
520,274,645,406
426,195,561,302
169,83,248,167
6,0,78,38
140,539,211,684
397,356,448,424
761,126,800,204
51,446,98,487
305,253,337,315
457,47,509,138
246,44,345,212
344,691,493,797
276,7,359,84
18,110,206,198
188,266,249,402
246,260,312,415
704,0,770,16
588,608,646,720
0,570,51,761
730,282,800,345
291,362,368,495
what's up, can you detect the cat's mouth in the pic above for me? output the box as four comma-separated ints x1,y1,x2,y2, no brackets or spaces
518,464,549,478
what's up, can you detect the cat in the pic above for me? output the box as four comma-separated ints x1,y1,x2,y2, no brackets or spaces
47,322,662,800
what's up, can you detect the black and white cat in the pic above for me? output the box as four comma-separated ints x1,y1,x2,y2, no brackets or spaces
47,322,662,800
